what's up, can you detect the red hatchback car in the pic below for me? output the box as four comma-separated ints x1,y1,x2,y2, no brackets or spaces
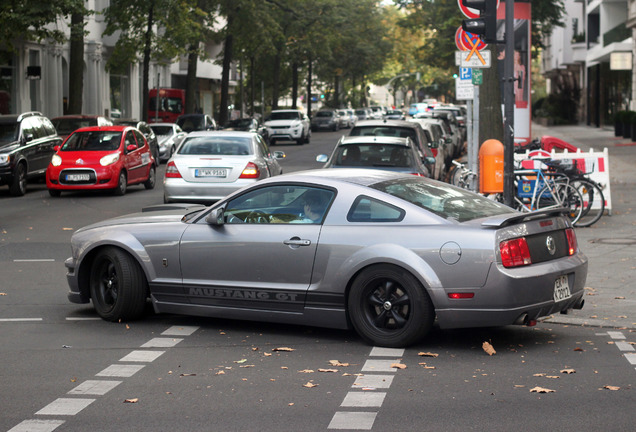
46,126,156,197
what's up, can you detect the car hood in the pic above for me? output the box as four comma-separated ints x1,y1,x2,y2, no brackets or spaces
264,119,301,127
76,204,207,232
0,140,20,153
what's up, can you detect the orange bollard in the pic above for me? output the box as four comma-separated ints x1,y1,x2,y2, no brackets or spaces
479,139,504,193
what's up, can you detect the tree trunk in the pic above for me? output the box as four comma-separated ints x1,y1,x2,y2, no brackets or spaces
334,74,340,108
272,45,282,110
291,62,298,109
219,30,233,126
249,56,255,116
185,47,198,114
67,12,84,115
141,1,154,122
478,65,504,145
306,57,312,116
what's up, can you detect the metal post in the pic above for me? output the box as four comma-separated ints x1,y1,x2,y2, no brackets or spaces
154,72,160,123
471,85,480,191
503,0,515,206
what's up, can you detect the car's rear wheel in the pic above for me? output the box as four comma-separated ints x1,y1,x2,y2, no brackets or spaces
9,163,27,196
89,247,147,322
144,165,156,190
348,264,434,348
113,171,127,196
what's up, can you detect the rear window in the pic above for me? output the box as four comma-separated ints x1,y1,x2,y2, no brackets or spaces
178,136,252,156
333,144,412,168
371,177,512,223
150,126,174,136
351,126,416,141
53,118,97,135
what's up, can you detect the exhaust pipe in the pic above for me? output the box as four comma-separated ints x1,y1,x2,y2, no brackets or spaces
514,313,529,325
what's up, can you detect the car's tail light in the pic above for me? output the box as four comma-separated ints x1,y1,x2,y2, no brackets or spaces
448,292,474,299
239,162,260,179
165,161,182,178
565,228,577,256
500,237,532,268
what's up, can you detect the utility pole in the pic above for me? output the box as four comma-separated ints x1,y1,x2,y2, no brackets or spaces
502,0,515,207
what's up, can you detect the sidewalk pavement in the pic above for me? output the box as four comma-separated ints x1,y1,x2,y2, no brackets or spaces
528,122,636,330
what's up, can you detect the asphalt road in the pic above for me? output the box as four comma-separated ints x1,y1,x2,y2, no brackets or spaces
1,128,635,432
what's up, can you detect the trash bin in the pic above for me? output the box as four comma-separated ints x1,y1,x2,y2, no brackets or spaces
479,139,504,194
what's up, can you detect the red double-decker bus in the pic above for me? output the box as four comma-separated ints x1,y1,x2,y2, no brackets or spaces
148,88,185,123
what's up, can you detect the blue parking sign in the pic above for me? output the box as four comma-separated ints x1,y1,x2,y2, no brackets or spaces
460,67,472,80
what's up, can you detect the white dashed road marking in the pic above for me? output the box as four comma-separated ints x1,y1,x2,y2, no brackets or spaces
328,412,377,430
625,353,636,365
607,331,626,339
141,337,183,348
341,392,386,408
352,374,394,389
0,318,43,322
35,398,95,416
119,350,165,362
7,419,65,432
96,364,146,378
67,380,122,396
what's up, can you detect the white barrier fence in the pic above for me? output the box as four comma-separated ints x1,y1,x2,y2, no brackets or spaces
514,148,612,214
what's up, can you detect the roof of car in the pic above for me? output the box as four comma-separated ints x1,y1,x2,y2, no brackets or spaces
352,119,421,129
70,125,131,133
339,136,411,147
183,130,257,138
52,115,108,120
149,122,178,127
270,168,409,188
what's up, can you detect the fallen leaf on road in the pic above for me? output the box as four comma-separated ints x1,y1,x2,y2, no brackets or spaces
418,352,439,358
546,376,560,379
318,368,339,373
234,359,247,364
273,347,295,352
615,296,625,300
530,387,555,393
239,365,254,368
391,363,407,369
124,398,139,403
533,373,546,377
263,352,272,357
573,347,585,352
482,342,496,356
303,382,318,388
180,373,196,376
215,370,225,375
329,360,349,367
561,369,576,374
252,347,259,351
62,227,73,231
0,293,6,296
603,385,620,391
298,369,314,373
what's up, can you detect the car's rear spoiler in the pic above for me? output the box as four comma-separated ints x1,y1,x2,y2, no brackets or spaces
480,208,569,228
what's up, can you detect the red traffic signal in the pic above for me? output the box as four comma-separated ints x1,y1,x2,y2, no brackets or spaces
460,0,498,44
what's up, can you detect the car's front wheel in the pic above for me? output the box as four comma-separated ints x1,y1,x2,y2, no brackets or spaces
9,163,27,196
348,264,434,348
89,247,147,322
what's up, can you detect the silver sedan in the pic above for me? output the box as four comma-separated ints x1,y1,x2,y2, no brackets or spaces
163,131,285,203
65,169,587,347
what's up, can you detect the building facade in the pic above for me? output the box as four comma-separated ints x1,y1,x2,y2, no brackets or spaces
0,0,233,120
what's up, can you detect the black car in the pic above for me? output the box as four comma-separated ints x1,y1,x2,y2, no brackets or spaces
176,113,217,133
114,119,160,163
223,117,269,144
0,112,62,196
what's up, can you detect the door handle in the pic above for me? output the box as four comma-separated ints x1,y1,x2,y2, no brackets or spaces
284,237,311,247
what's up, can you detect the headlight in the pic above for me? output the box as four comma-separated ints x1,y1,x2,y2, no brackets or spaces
100,153,120,166
0,154,9,165
51,154,62,166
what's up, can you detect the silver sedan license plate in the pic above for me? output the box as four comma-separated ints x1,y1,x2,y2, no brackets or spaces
553,275,571,302
195,168,227,178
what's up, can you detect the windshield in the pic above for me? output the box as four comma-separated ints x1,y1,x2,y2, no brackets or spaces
178,136,252,156
177,116,204,132
62,131,122,151
0,123,19,144
269,111,300,121
226,119,253,129
149,97,183,114
371,177,512,223
316,111,333,118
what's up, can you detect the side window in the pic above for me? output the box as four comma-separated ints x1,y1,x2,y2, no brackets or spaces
20,117,36,140
125,131,137,150
224,185,335,225
134,131,146,148
347,196,405,223
256,136,269,157
41,117,57,137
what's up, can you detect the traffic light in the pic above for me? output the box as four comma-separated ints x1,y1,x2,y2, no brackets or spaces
461,0,498,44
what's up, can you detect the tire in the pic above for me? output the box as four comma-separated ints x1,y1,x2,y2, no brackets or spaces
537,183,583,224
89,247,147,322
9,163,27,196
348,264,434,347
305,130,311,144
144,165,156,190
48,189,61,197
113,171,127,196
572,179,605,227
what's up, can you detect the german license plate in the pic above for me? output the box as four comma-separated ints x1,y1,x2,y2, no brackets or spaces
553,275,571,302
66,173,90,181
195,168,227,178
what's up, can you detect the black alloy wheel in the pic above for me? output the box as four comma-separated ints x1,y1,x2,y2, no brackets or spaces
9,163,27,196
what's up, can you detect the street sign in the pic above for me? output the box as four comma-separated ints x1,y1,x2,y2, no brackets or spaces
456,28,487,51
457,0,500,19
455,50,491,68
456,77,474,100
472,69,483,85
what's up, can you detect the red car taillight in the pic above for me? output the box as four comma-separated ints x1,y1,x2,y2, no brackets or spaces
165,161,182,178
500,237,532,268
239,162,260,179
565,228,577,256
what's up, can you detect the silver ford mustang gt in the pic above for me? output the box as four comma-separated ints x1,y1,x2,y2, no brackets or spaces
65,169,587,347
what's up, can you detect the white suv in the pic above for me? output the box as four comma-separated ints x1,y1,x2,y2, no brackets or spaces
264,109,311,145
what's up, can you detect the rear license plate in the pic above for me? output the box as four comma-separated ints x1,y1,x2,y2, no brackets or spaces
195,168,227,178
553,275,571,302
66,173,90,181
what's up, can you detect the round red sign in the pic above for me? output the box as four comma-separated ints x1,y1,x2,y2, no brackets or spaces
456,27,487,51
457,0,500,19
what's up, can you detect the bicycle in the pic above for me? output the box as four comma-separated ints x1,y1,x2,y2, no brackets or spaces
448,160,477,190
512,166,584,224
544,159,605,227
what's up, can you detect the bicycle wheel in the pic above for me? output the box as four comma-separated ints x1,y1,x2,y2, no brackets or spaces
572,179,605,227
447,164,463,187
536,183,583,224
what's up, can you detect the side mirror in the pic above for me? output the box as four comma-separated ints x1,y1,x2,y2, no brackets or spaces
425,156,436,165
273,151,286,159
446,137,453,144
428,141,439,149
54,145,60,152
316,154,329,163
206,207,225,225
23,133,34,143
126,144,137,152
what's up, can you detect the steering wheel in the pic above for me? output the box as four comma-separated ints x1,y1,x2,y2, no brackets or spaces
245,210,270,224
